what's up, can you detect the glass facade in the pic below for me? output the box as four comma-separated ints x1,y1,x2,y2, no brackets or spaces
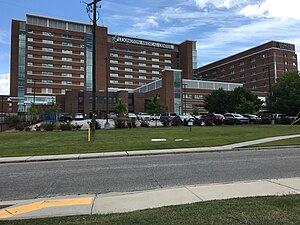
17,22,26,112
173,70,181,115
86,33,93,91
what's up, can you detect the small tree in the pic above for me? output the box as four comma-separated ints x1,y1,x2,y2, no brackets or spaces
192,108,199,116
27,103,41,117
115,98,128,117
145,94,163,115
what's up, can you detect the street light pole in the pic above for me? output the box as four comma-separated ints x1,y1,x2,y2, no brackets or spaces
105,56,110,129
84,0,102,137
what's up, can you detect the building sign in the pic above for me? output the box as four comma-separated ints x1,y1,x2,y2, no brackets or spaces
277,42,295,51
112,35,175,50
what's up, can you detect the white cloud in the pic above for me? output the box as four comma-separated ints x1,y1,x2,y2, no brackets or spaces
193,0,249,9
0,31,10,45
0,73,10,95
134,16,159,29
239,0,300,20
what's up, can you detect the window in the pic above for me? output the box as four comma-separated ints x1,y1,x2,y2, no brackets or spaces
28,46,33,50
110,66,118,70
42,55,53,60
125,48,132,52
43,47,53,52
239,62,245,66
28,37,33,42
110,60,118,63
230,65,235,69
152,58,159,62
124,55,132,59
42,71,53,76
164,53,171,57
139,63,146,66
80,66,84,71
152,77,159,80
125,81,133,85
27,62,33,66
110,73,118,77
139,82,146,85
284,61,288,65
152,71,159,74
110,46,118,50
41,88,53,94
27,79,33,83
139,56,146,60
80,82,84,86
164,66,171,69
186,103,193,109
139,76,146,79
43,31,54,36
194,95,203,99
62,42,73,46
152,64,159,68
27,88,32,93
110,53,118,57
62,49,72,54
80,59,84,63
125,61,133,65
183,94,193,99
61,65,72,69
139,50,146,54
80,52,84,55
41,80,53,83
42,63,53,68
293,62,297,67
125,68,133,72
110,80,118,84
80,44,84,48
80,74,84,78
27,70,32,74
61,81,72,85
27,54,33,58
139,69,146,73
152,52,159,55
62,34,73,38
251,65,256,69
240,68,245,72
42,40,54,44
62,57,72,62
61,89,66,94
28,29,33,33
125,74,133,78
62,73,72,77
164,59,171,63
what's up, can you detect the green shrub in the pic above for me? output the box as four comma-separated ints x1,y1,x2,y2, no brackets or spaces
193,119,203,126
60,122,72,131
171,117,181,126
140,121,149,127
127,119,136,128
15,122,26,131
73,123,83,130
4,115,21,128
40,122,55,131
114,117,127,128
162,120,170,127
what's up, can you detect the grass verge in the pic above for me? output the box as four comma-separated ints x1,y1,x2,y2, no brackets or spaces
2,195,300,225
0,125,299,157
251,137,300,147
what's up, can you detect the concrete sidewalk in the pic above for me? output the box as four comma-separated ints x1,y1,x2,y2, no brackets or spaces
0,134,300,164
1,177,299,220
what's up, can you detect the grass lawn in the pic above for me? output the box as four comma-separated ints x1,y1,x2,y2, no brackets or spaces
2,195,300,225
0,125,300,157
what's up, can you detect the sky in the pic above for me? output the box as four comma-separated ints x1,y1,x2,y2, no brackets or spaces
1,0,300,95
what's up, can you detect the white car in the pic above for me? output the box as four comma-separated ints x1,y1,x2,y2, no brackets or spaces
137,113,151,121
128,113,137,120
74,113,84,120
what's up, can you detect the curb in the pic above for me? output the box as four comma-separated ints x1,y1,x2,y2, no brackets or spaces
0,145,299,164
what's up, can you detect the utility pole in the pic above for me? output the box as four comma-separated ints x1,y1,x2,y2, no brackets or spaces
84,0,102,137
183,83,187,115
105,56,110,129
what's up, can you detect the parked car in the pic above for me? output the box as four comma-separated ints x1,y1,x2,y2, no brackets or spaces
128,113,137,120
74,113,84,121
58,113,72,122
137,113,151,121
242,114,261,123
272,113,296,124
150,114,161,120
160,112,177,122
224,113,248,125
179,114,196,123
202,113,224,125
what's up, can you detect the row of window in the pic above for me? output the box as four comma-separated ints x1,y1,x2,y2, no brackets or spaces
27,80,84,86
28,37,84,48
110,80,147,85
27,46,85,55
183,94,204,99
28,30,85,40
110,73,159,80
27,71,84,78
110,47,172,57
27,87,71,95
110,53,171,63
27,62,84,70
27,54,85,63
110,67,161,74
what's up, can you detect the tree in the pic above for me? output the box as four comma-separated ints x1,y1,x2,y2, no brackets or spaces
145,94,163,114
115,98,128,117
204,88,229,114
27,103,41,116
204,87,262,114
269,70,300,115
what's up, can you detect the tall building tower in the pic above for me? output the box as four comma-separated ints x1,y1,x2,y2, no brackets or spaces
10,14,197,113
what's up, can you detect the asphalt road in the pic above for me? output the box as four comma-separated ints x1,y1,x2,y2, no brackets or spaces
1,148,300,201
